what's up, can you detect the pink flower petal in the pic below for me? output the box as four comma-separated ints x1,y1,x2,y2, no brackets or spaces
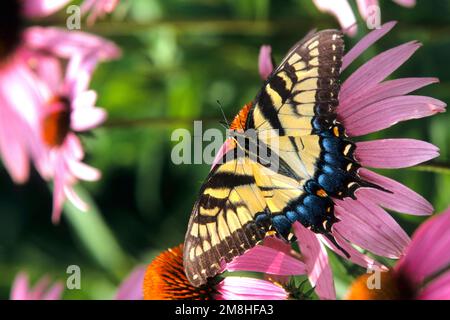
66,135,84,160
215,277,288,300
24,27,121,61
396,208,450,287
10,273,30,300
65,54,99,98
342,21,397,71
33,54,64,93
0,105,30,184
28,276,51,299
67,159,101,181
355,139,439,169
392,0,416,7
64,185,89,212
340,41,421,102
227,243,306,276
23,0,71,18
115,265,146,300
342,95,446,137
334,198,410,258
356,0,379,20
73,90,97,109
51,156,66,224
71,106,107,132
258,45,274,80
211,138,234,170
41,282,64,300
82,0,120,25
313,0,357,36
293,223,336,300
417,271,450,300
357,168,433,215
319,232,387,270
339,77,439,120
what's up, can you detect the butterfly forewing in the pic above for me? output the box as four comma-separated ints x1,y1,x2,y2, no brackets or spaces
248,30,344,138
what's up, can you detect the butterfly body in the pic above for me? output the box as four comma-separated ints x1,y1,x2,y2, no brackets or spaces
183,29,380,287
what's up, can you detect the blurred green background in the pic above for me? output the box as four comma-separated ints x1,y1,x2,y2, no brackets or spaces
0,0,449,299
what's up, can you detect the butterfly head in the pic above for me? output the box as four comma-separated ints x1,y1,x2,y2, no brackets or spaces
229,102,252,132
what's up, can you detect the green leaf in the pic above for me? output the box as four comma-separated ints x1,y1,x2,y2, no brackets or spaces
63,185,131,279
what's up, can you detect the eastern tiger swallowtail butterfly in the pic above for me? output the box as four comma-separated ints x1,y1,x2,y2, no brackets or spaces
183,29,381,287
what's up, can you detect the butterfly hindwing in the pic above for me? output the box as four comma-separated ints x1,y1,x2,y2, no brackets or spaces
183,144,269,287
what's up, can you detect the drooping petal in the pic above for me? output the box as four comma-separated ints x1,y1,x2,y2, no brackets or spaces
215,277,288,300
334,198,410,258
293,223,336,300
10,273,30,300
51,154,67,224
65,135,84,160
115,265,146,300
319,231,387,271
396,208,450,287
417,271,450,300
357,168,433,215
340,41,421,102
226,244,306,276
64,185,89,212
258,45,274,80
0,103,30,184
312,0,357,36
341,95,446,137
355,139,439,169
23,0,71,18
66,159,101,181
341,21,397,71
338,77,439,119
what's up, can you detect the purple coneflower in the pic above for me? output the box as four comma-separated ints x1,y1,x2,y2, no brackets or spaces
142,243,308,300
346,207,450,300
233,21,444,299
30,49,118,223
0,0,72,183
0,0,120,221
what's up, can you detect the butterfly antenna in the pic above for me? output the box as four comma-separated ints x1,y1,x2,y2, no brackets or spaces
216,100,230,128
218,121,228,131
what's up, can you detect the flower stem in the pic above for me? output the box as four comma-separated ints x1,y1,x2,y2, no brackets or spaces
409,162,450,175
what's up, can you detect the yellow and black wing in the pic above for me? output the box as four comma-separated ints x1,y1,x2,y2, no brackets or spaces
247,30,344,138
183,142,302,287
183,30,346,287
